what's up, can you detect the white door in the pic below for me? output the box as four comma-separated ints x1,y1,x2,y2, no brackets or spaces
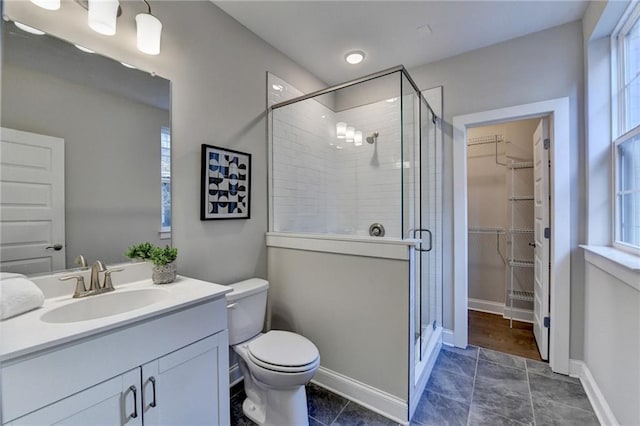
533,118,550,360
0,127,65,274
141,333,229,425
7,369,142,425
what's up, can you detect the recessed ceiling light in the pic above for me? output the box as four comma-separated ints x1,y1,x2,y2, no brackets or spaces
272,84,284,92
74,44,95,53
345,50,365,65
120,62,137,69
14,22,45,35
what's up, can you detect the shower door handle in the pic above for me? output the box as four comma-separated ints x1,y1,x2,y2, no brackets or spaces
412,229,433,252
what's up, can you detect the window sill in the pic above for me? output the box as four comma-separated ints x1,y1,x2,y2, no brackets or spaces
580,245,640,291
159,230,171,240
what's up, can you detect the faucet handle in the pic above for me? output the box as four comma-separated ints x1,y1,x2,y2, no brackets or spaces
59,274,88,298
102,268,124,292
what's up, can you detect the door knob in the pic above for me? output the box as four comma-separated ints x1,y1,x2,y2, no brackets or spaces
46,244,64,251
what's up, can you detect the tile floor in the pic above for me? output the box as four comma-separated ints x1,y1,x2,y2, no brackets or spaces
231,345,599,426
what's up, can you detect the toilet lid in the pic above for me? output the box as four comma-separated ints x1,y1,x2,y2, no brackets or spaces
248,330,319,369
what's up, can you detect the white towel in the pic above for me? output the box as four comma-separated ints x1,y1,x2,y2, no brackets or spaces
0,276,45,320
0,272,25,280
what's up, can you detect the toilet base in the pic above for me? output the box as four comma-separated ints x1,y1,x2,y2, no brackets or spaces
237,357,310,426
242,385,309,426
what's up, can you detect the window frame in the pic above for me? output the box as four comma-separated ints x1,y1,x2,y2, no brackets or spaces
160,126,171,235
612,0,640,256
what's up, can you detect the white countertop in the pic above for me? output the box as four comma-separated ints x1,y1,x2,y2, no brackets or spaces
0,275,232,362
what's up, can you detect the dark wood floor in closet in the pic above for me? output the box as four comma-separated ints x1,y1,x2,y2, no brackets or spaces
468,310,542,361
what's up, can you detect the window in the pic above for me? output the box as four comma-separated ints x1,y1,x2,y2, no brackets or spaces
161,126,171,233
613,2,640,254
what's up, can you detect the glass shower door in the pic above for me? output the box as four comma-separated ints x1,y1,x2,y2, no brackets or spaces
418,100,440,358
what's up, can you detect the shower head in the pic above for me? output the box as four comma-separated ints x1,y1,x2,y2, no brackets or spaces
366,132,379,144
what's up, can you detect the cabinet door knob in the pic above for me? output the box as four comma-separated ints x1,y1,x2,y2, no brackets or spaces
128,385,138,419
149,376,157,408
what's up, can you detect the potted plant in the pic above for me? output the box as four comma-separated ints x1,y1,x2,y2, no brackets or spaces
125,242,155,262
149,245,178,284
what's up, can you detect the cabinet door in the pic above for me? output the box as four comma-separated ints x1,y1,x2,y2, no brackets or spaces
141,332,230,426
8,369,142,426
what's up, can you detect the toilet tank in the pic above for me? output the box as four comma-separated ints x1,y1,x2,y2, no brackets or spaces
226,278,269,345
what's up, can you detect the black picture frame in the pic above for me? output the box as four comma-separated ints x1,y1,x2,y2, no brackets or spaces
200,144,251,220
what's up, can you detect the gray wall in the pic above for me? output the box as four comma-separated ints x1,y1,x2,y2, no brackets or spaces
268,247,410,400
408,21,585,358
3,1,325,284
2,64,168,267
583,262,639,425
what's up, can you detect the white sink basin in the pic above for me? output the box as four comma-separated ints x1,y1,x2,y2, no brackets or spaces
41,288,169,324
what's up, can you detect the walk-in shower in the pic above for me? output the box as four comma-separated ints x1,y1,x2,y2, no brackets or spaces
265,66,443,423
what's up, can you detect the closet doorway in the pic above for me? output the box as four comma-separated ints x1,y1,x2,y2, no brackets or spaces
452,97,571,374
466,117,549,361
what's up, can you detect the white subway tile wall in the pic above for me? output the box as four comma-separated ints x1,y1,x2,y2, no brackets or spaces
271,80,412,237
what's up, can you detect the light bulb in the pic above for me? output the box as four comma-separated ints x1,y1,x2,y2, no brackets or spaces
354,131,363,146
30,0,60,10
88,0,119,36
136,12,162,55
14,22,45,35
75,44,95,53
346,126,355,142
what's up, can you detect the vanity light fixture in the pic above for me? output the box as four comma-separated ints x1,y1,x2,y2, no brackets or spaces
136,0,162,55
88,0,119,36
346,126,355,142
30,0,60,10
354,131,363,146
14,22,45,35
336,122,347,139
74,44,95,53
345,50,365,65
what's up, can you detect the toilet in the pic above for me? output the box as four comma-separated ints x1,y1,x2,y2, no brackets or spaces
226,278,320,426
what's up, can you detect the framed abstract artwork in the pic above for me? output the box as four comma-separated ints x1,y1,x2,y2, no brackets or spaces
200,144,251,220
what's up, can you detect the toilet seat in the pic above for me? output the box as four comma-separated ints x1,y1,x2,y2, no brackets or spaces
247,331,319,373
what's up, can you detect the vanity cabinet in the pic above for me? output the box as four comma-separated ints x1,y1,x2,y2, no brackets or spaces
141,334,225,425
2,298,230,426
6,369,142,425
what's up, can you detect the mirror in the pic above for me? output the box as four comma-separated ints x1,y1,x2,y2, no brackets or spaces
1,21,171,275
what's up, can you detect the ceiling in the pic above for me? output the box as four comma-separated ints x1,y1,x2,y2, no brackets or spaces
214,1,589,85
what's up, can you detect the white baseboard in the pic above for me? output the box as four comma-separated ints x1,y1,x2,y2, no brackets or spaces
468,298,533,323
312,367,408,425
442,328,455,346
569,360,619,426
